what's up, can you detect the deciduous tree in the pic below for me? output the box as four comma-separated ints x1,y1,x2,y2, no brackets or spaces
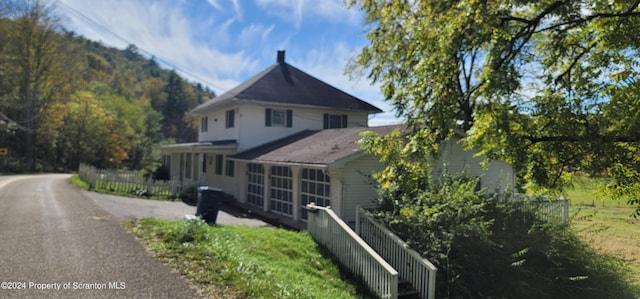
349,0,640,210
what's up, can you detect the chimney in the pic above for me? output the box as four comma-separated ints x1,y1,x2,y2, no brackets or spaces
277,50,285,63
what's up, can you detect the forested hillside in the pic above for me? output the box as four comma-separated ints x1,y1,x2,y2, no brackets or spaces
0,1,214,173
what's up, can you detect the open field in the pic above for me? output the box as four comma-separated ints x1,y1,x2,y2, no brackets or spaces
565,176,640,286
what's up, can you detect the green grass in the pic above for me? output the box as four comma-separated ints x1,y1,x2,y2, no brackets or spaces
564,176,640,287
126,218,366,298
70,174,90,189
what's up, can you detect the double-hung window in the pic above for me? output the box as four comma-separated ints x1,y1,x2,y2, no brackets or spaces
323,114,348,129
265,108,292,127
226,110,235,128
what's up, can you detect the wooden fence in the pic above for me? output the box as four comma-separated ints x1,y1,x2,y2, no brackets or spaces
78,163,193,198
306,203,399,299
356,207,437,299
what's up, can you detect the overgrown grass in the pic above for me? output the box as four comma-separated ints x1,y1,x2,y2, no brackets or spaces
126,218,365,298
70,174,90,190
565,175,640,287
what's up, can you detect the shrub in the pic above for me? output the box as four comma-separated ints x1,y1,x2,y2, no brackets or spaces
372,175,637,298
180,186,198,206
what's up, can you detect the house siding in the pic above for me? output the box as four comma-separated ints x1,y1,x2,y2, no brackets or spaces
198,109,238,142
438,139,515,193
339,154,384,224
236,105,370,152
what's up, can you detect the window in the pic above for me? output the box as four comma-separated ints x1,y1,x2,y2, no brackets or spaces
185,153,192,179
202,153,207,173
226,110,235,128
323,114,348,129
301,168,331,220
265,108,292,127
215,154,223,175
200,116,208,132
225,159,235,177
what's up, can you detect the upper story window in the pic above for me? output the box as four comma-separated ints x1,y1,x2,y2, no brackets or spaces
200,116,208,132
265,108,292,127
323,114,348,129
226,110,235,128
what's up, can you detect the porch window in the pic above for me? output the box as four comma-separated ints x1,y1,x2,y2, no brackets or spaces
185,153,192,179
270,166,293,216
215,154,223,175
301,168,331,220
226,159,235,177
202,154,207,173
247,164,264,207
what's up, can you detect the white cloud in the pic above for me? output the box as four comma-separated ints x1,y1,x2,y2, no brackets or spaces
255,0,360,28
47,0,397,123
52,0,258,94
206,0,222,11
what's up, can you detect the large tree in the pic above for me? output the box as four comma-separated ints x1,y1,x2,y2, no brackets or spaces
349,0,640,208
2,0,70,171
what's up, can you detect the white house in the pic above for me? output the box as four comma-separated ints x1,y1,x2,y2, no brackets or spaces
160,51,515,226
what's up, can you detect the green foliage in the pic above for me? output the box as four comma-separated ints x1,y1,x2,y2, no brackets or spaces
359,126,637,297
348,0,640,211
0,1,214,172
69,174,90,190
128,218,364,298
369,177,638,298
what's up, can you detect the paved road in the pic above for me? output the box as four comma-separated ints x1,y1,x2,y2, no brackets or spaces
84,189,269,227
0,174,203,298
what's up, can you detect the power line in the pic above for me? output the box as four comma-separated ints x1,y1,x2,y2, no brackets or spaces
54,0,227,94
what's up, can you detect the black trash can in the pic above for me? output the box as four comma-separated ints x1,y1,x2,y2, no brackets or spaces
196,186,223,224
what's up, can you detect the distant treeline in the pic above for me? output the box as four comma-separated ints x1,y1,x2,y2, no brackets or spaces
0,0,214,173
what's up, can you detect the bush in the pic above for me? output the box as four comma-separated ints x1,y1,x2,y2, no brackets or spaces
372,175,638,298
180,186,198,206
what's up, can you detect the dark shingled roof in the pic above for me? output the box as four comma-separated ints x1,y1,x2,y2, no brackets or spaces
229,125,404,166
191,51,383,115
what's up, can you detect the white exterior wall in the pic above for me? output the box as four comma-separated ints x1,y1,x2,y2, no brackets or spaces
237,104,370,152
197,103,371,152
438,139,515,193
201,149,242,197
338,154,385,224
198,109,238,142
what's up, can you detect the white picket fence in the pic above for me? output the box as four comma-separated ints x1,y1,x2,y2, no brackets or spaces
306,203,399,299
513,195,570,222
356,207,437,299
78,163,193,198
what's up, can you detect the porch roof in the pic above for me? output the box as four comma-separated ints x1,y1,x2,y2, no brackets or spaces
160,140,237,151
229,125,403,166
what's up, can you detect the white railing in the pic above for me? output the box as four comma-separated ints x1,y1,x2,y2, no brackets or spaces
356,207,437,299
78,163,192,198
306,204,399,299
513,195,570,222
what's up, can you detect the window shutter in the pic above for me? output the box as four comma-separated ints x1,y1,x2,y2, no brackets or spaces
341,115,348,128
323,114,329,129
286,110,292,127
265,108,272,126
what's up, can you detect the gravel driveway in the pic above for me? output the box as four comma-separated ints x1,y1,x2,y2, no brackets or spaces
82,190,270,227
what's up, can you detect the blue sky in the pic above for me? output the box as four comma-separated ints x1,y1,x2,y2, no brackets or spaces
49,0,399,126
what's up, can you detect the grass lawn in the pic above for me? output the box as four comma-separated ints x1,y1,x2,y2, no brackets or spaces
565,176,640,286
126,218,367,299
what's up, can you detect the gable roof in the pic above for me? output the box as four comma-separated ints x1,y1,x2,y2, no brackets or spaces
190,51,383,116
229,125,403,166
